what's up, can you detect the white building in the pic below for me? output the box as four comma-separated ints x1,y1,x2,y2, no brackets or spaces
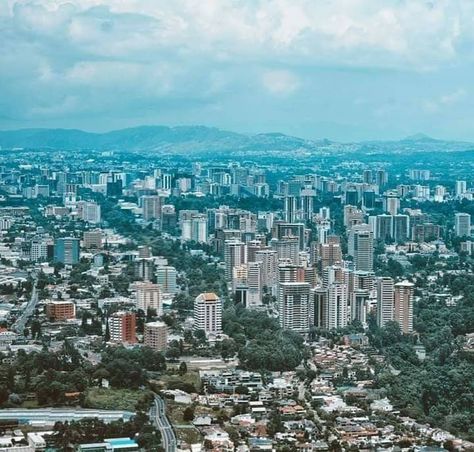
194,292,222,337
134,282,162,316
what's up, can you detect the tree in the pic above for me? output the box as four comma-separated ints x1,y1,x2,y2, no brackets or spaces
183,405,195,422
179,362,187,375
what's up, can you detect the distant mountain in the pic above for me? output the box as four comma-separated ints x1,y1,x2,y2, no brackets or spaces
401,133,438,142
0,125,472,155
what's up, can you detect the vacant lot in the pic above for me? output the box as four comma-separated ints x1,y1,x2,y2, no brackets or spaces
84,388,151,411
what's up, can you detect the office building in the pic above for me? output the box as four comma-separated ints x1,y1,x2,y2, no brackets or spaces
156,266,178,294
54,237,80,265
455,212,471,237
83,230,103,249
79,201,101,224
142,195,163,222
348,225,373,272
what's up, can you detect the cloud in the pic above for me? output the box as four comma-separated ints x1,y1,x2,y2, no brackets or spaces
1,0,474,138
262,70,299,95
422,88,467,113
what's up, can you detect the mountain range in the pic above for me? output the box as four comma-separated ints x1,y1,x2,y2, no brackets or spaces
0,126,472,155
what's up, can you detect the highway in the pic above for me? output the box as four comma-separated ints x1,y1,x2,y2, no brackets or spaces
12,281,38,335
150,395,177,452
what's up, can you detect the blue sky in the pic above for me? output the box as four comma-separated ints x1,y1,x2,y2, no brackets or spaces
1,0,474,141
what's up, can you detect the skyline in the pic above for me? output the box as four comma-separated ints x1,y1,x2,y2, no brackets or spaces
1,0,474,141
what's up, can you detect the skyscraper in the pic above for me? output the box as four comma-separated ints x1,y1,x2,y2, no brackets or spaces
392,215,410,243
394,281,414,334
348,225,374,272
279,282,311,335
327,282,348,329
376,277,394,328
383,190,400,216
224,239,247,280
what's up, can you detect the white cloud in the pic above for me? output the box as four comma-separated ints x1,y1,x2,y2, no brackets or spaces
1,0,474,133
262,70,299,95
422,88,467,114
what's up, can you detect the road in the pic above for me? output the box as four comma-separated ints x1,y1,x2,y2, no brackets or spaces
12,281,38,335
150,395,177,452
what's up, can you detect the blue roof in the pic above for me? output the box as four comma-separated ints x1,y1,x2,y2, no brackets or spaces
106,438,137,447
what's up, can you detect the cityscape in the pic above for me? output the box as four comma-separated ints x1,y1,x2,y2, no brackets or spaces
1,1,474,452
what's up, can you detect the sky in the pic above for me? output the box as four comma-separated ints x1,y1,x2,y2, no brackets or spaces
1,0,474,142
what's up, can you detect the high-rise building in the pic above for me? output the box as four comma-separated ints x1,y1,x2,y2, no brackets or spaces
348,225,373,272
327,283,348,329
394,281,414,334
363,169,373,184
144,321,168,351
455,180,467,197
156,266,178,294
344,205,364,229
392,215,410,243
135,258,155,282
78,201,101,224
247,261,263,308
351,289,369,325
376,277,394,328
455,212,471,237
300,188,316,221
30,238,49,262
383,190,400,216
194,292,222,337
141,195,163,222
279,282,311,335
191,214,208,243
83,230,103,249
255,249,278,294
109,311,136,344
317,241,343,272
313,287,328,328
375,169,388,187
224,240,247,280
284,196,298,223
135,282,162,315
371,214,393,242
434,185,446,203
271,237,300,265
54,237,80,265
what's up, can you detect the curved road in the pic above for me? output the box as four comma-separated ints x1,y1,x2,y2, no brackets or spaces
150,395,177,452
